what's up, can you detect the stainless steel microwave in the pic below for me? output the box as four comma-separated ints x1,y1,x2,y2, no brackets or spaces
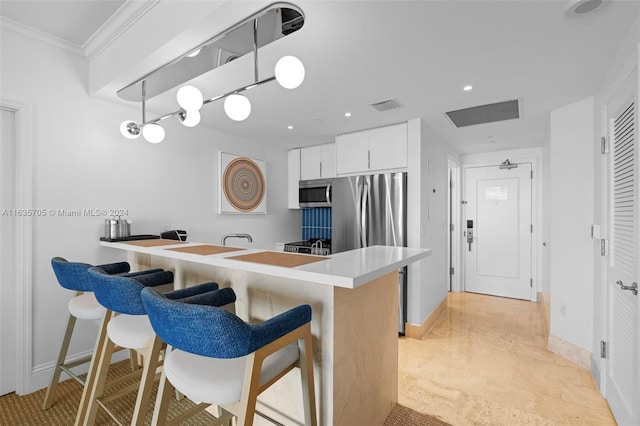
299,179,332,207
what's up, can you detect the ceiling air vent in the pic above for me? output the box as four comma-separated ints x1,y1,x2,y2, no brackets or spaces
370,98,403,112
445,99,521,128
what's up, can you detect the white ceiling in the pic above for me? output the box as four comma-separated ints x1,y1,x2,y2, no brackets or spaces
1,0,639,154
0,0,125,46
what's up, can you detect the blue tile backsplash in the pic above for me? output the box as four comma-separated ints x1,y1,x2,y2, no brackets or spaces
302,207,332,240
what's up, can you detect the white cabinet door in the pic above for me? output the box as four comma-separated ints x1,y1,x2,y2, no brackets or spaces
336,131,369,175
369,122,407,171
300,144,336,180
300,145,322,181
287,149,301,209
320,144,336,178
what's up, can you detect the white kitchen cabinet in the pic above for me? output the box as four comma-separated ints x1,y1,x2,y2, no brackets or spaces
369,122,407,171
288,149,301,209
300,143,336,180
336,131,369,175
336,122,408,175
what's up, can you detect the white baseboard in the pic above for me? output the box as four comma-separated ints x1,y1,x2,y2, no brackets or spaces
28,349,129,394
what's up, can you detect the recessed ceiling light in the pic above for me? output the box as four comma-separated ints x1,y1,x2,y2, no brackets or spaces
287,125,294,130
344,112,352,117
187,48,201,58
463,85,473,92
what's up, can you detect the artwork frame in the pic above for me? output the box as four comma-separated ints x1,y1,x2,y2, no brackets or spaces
218,151,267,214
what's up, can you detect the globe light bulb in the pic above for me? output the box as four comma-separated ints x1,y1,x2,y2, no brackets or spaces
224,94,251,121
275,55,305,89
120,120,140,139
142,124,165,143
179,110,201,127
176,85,204,111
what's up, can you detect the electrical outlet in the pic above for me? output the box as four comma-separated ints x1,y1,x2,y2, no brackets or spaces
560,304,567,317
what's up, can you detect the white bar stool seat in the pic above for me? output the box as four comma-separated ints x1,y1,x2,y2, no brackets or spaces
67,293,105,321
164,342,300,405
107,314,154,350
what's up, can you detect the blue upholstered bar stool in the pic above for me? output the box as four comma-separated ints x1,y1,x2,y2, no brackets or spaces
42,257,162,410
141,286,317,426
77,266,221,426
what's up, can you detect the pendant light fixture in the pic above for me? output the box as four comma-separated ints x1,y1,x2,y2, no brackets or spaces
118,3,306,143
224,94,252,121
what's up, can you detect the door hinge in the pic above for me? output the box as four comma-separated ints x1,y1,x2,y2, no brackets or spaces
600,340,607,358
530,224,533,233
601,136,609,154
450,223,455,232
531,170,533,179
600,239,609,256
450,179,454,188
450,267,455,275
530,278,533,288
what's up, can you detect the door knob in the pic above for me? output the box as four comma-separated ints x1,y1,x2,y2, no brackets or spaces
615,280,638,296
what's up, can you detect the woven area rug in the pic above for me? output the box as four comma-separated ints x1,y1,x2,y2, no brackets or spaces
383,405,451,426
0,361,212,425
0,361,450,425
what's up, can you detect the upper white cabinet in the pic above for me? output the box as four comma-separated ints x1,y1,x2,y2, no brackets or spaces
336,122,407,175
288,149,301,209
300,143,336,181
335,131,370,174
369,123,407,171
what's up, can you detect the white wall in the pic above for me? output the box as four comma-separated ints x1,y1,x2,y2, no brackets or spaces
407,118,456,325
549,97,595,352
1,30,301,391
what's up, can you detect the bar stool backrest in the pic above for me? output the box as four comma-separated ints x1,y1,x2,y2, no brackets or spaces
51,257,94,292
141,287,311,359
88,267,172,315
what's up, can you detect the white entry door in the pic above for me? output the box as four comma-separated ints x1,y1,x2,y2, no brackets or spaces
465,163,532,300
604,67,639,426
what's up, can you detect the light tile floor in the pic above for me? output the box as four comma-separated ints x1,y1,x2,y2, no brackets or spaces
398,292,617,425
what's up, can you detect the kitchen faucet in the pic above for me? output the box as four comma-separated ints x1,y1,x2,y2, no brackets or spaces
221,233,253,246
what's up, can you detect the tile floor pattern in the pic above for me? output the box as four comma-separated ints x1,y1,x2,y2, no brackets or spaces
398,292,617,426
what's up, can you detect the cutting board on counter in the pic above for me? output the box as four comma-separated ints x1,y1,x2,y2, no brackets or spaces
166,245,246,255
227,251,328,268
123,239,187,247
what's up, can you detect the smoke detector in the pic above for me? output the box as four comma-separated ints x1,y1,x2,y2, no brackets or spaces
565,0,608,16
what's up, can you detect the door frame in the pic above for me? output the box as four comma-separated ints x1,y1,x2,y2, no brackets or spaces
0,99,34,395
447,156,462,292
462,155,539,301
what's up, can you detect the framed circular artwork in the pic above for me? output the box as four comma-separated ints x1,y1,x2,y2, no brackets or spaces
219,152,267,214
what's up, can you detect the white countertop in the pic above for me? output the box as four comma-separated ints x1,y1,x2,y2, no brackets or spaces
100,241,431,289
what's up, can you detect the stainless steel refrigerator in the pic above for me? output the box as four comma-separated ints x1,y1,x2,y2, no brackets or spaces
331,172,408,334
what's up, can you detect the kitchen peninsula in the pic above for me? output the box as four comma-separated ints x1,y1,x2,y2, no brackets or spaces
100,239,430,425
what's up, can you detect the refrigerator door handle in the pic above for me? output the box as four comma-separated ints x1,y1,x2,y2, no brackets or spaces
361,180,369,247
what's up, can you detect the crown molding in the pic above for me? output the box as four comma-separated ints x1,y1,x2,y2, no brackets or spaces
83,0,160,62
0,16,85,59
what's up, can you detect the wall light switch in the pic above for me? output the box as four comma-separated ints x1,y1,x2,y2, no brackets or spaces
591,224,600,240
